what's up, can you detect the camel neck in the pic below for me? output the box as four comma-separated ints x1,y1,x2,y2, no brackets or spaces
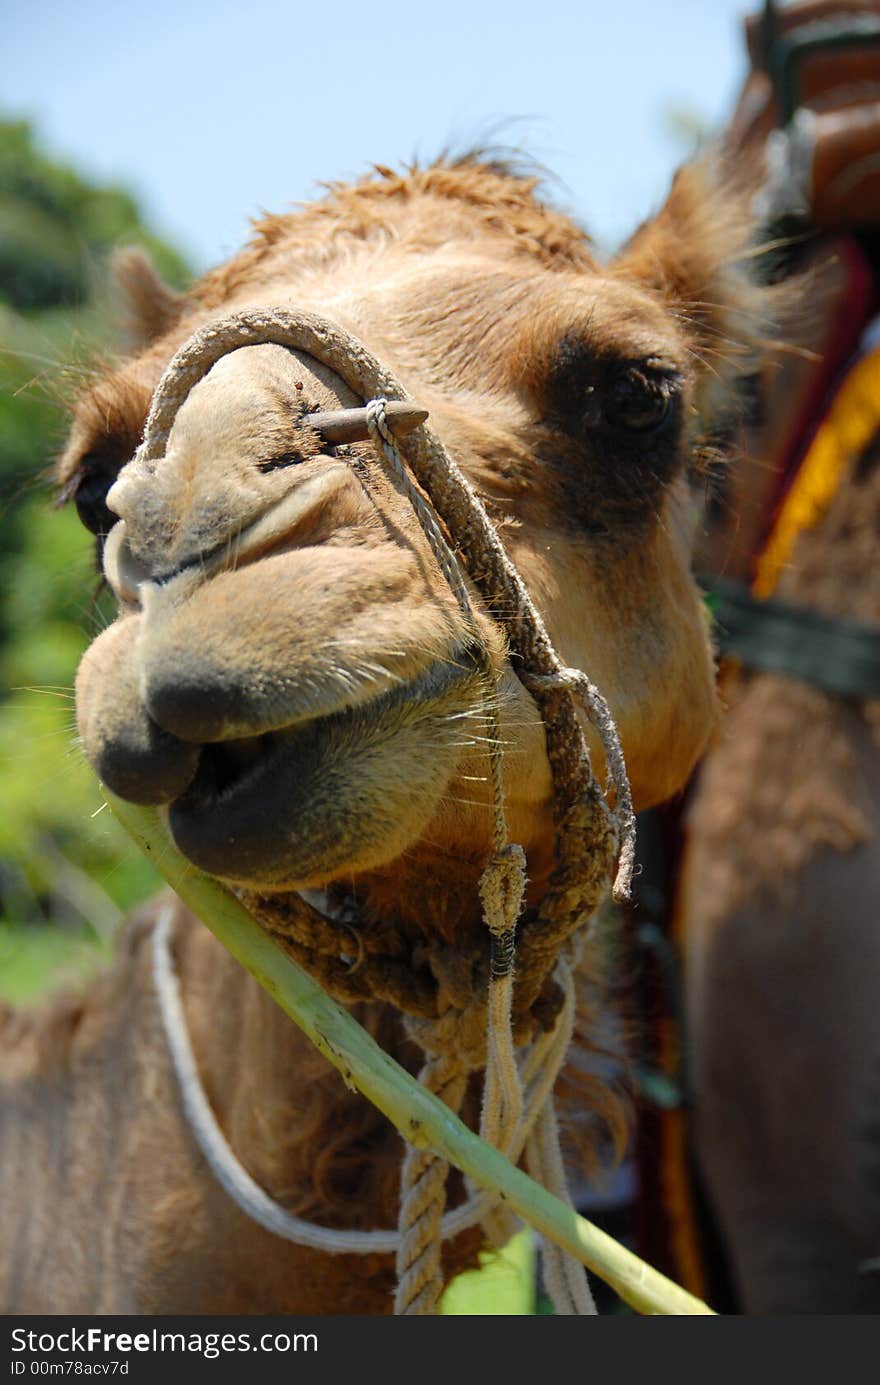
167,902,404,1230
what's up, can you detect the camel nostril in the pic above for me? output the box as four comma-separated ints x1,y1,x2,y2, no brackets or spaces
103,521,153,604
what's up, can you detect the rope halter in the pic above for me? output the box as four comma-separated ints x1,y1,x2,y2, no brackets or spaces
137,306,635,1314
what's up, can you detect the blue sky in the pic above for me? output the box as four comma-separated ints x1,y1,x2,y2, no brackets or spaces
5,0,753,271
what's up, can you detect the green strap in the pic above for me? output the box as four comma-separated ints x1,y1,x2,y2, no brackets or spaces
701,575,880,700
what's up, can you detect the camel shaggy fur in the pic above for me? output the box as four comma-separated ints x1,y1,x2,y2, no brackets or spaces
680,248,880,1313
1,156,773,1314
672,0,880,1309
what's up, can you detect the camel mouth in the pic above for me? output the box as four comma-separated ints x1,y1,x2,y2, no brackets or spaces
177,731,278,804
164,644,486,887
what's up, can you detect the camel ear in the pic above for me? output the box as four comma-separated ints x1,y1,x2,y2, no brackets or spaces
112,247,185,348
614,160,773,420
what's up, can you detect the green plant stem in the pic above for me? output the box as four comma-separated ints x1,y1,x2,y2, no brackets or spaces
106,791,715,1317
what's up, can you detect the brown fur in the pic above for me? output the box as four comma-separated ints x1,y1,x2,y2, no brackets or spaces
3,156,776,1314
682,401,880,947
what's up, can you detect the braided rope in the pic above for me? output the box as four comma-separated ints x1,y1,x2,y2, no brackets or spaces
366,400,527,1313
139,307,633,1314
527,1105,598,1315
393,1055,470,1314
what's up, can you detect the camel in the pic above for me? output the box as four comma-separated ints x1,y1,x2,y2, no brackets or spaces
0,153,777,1315
680,284,880,1315
673,0,880,1315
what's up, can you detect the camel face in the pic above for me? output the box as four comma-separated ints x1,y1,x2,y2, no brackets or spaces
67,161,765,900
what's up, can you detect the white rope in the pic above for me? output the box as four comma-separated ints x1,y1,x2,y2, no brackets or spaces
528,1106,598,1316
153,903,581,1264
524,956,597,1315
153,904,486,1253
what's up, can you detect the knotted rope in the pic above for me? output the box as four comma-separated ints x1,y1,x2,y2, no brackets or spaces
140,307,635,1315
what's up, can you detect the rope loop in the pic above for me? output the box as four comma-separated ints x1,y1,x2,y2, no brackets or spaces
520,666,635,901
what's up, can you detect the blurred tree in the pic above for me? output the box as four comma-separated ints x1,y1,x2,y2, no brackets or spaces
0,118,187,309
0,119,191,999
0,119,189,556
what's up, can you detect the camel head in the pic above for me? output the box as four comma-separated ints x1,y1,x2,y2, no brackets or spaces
64,159,770,918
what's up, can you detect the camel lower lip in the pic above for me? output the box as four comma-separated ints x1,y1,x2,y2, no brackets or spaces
167,714,335,882
165,649,482,885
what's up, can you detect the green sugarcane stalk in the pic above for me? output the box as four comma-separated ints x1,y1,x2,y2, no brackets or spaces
106,791,715,1317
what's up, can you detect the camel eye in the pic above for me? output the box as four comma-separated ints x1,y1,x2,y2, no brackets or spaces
73,466,116,538
605,366,674,433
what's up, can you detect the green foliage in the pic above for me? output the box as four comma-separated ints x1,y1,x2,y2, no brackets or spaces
0,917,109,1005
0,120,189,535
0,118,189,996
440,1228,535,1314
0,498,162,1001
0,120,188,310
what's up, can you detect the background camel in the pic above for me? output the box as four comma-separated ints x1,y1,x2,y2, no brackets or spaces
675,0,880,1314
1,152,775,1314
